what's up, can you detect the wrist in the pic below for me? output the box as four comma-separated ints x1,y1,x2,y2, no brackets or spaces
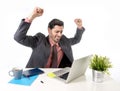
25,17,32,23
27,14,36,22
77,26,83,30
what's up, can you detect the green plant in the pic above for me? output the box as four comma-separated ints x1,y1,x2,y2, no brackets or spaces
89,54,112,74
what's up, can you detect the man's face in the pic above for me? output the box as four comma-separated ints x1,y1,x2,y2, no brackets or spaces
48,25,63,43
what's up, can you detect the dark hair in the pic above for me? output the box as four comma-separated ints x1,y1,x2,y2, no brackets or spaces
48,18,64,29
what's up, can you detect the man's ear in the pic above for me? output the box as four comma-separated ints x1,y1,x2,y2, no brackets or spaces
48,28,51,34
48,28,49,32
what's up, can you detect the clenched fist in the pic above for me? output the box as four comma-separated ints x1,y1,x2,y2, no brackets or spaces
74,19,83,29
27,7,44,22
33,7,44,17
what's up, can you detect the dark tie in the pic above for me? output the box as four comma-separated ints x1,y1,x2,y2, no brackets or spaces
51,45,58,68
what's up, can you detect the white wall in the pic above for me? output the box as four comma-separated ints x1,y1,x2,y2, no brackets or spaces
0,0,120,82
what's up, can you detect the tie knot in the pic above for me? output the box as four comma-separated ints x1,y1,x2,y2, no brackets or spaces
52,45,57,54
53,44,57,47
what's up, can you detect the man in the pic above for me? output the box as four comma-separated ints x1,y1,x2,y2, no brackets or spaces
14,7,85,68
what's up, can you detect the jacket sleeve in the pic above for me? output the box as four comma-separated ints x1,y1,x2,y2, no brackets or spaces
14,19,45,48
68,27,85,45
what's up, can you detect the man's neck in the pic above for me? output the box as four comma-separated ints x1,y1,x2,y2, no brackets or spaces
49,37,58,46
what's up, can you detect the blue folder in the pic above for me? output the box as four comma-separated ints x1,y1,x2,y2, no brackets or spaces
8,75,38,86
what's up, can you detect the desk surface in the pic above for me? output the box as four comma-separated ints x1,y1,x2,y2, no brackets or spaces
1,68,120,91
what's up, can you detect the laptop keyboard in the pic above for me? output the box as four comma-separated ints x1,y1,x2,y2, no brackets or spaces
59,72,69,80
53,67,70,76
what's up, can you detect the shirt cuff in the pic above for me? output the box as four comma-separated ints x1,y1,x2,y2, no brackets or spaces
24,17,32,23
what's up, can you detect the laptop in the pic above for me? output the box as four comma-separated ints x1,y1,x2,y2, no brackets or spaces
51,55,92,83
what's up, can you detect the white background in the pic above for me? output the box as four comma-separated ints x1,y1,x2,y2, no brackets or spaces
0,0,120,82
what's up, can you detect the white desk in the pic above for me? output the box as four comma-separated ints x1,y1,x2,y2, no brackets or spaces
1,68,120,91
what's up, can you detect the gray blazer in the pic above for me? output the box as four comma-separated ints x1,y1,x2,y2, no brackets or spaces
14,19,85,68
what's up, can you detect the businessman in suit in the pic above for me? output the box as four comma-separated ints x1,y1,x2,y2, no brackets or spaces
14,7,85,68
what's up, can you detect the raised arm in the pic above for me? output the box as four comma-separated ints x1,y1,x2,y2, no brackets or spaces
14,7,44,48
69,18,85,45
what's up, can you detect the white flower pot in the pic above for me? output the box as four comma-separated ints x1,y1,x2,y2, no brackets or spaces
92,70,104,83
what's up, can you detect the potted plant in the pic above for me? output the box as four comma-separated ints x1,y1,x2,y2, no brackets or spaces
89,54,112,82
